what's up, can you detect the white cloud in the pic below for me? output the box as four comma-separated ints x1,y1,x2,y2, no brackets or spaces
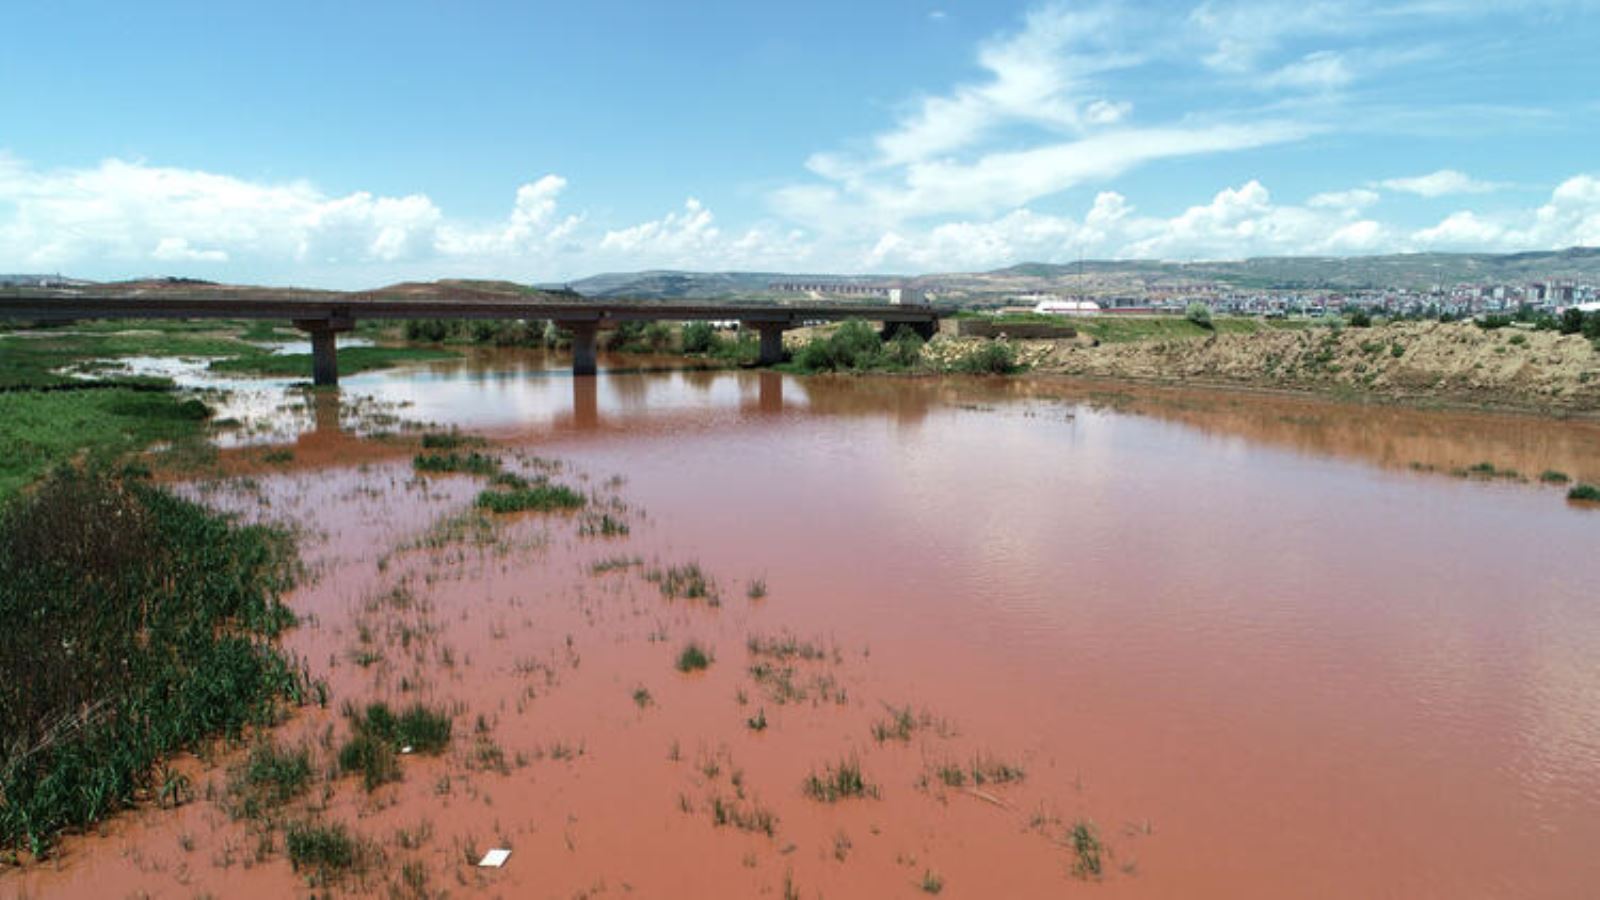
812,3,1137,182
0,155,804,283
1379,168,1502,197
152,237,228,263
1265,51,1354,90
1307,188,1380,211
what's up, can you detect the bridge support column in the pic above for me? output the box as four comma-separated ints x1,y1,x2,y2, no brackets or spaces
294,318,354,387
750,322,787,366
569,321,599,376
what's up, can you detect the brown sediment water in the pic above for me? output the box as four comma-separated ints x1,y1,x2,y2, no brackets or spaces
9,353,1600,898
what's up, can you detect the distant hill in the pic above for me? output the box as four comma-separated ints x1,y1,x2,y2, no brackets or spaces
14,247,1600,304
562,248,1600,301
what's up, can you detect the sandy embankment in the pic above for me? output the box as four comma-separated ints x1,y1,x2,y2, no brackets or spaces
924,321,1600,414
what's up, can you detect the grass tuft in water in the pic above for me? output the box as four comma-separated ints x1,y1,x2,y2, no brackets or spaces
802,756,877,802
475,482,586,513
676,641,713,673
412,451,501,476
338,702,452,791
1069,819,1104,879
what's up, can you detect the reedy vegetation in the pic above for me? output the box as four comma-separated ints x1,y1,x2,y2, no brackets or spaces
0,468,312,858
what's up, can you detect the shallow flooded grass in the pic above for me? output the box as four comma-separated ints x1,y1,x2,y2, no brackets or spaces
338,702,452,791
474,482,586,513
802,756,876,802
412,450,501,476
675,641,713,673
225,741,314,820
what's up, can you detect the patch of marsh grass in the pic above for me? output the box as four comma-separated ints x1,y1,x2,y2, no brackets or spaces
802,756,877,803
412,450,501,476
676,641,713,673
474,482,585,513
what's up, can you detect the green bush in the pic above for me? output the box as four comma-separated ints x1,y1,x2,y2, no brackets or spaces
1185,302,1213,329
950,341,1019,375
1346,309,1372,328
682,322,718,354
1569,483,1600,502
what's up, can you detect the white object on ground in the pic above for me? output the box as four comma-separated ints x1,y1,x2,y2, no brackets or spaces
400,745,413,754
478,849,511,868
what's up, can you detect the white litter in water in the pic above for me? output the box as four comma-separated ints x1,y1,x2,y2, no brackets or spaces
478,848,511,868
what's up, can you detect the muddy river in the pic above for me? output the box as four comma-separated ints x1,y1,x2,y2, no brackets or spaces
11,349,1600,898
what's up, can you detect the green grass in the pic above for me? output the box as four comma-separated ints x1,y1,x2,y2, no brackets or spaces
419,429,487,450
225,740,314,820
285,820,360,881
1540,470,1571,484
412,450,502,476
208,345,456,377
0,468,308,858
646,562,717,602
474,481,586,513
802,756,876,802
338,702,453,791
675,641,713,673
1069,819,1103,879
0,388,213,499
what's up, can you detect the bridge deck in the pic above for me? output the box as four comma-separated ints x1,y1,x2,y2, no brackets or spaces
0,288,941,325
0,286,942,381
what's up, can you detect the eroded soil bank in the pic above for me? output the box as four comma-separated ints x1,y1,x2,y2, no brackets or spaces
923,320,1600,415
8,366,1600,898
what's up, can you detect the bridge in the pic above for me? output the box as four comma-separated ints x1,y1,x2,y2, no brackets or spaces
0,286,941,384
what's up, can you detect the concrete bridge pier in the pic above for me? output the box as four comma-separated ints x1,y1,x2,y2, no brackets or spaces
747,322,787,366
569,321,600,376
294,316,354,386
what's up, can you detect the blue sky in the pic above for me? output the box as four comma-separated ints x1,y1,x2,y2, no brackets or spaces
2,0,1597,285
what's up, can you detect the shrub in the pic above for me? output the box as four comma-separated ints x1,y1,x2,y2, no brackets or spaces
1477,314,1513,330
950,341,1019,375
1559,308,1585,335
1346,309,1372,328
791,320,887,372
1569,483,1600,502
1185,302,1213,329
682,322,718,354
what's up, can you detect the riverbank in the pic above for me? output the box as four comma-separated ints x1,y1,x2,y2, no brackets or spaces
920,319,1600,417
